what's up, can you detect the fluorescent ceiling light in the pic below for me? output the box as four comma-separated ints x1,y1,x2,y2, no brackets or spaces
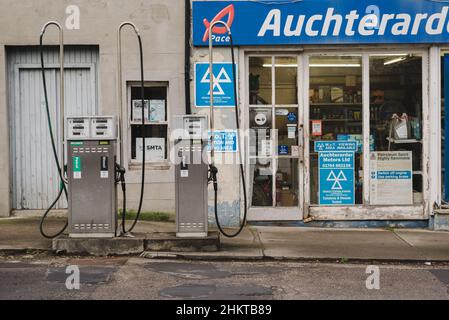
371,53,409,57
310,63,361,68
262,63,298,68
384,56,407,65
262,63,361,68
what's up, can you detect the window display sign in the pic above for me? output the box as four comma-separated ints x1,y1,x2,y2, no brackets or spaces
251,108,271,129
314,141,357,153
319,151,355,205
369,151,413,205
195,62,237,107
136,138,165,162
250,108,272,157
311,120,322,137
132,100,149,123
149,100,166,122
287,124,297,139
261,140,272,157
207,130,238,153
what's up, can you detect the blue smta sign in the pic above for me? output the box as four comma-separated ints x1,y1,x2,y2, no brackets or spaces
319,151,355,206
207,130,238,153
193,0,449,46
195,62,237,108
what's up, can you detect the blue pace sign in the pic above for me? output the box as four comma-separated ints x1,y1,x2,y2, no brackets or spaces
193,0,449,46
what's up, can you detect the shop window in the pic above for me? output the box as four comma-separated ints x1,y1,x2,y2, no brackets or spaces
309,55,363,205
275,57,298,105
369,54,423,205
128,83,168,163
249,56,272,105
248,55,299,208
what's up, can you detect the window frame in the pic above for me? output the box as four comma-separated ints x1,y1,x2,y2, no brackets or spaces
247,54,301,209
303,48,429,219
126,81,170,167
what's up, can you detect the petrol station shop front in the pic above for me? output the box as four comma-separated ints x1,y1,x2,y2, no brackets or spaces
191,0,449,228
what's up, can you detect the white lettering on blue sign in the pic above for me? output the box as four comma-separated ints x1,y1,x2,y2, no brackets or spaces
314,141,358,153
318,151,355,205
207,130,238,153
195,63,237,108
193,1,449,46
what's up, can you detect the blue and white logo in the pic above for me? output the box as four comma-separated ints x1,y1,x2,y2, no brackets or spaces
319,151,355,205
278,145,289,155
195,62,237,108
287,112,297,123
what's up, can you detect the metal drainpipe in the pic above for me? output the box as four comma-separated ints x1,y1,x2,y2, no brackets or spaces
185,0,192,115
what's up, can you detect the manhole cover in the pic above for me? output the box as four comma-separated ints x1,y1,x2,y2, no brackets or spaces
212,284,274,299
160,284,216,298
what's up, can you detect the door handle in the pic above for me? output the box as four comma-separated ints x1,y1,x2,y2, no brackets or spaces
298,125,304,163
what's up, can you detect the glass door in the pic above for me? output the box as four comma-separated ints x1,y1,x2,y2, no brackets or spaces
248,55,300,211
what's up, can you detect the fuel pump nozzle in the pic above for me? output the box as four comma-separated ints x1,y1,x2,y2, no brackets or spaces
208,164,219,193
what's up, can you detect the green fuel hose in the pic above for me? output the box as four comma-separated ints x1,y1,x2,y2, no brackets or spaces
39,30,68,239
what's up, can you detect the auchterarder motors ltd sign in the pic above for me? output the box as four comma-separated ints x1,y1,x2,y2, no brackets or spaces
193,0,449,46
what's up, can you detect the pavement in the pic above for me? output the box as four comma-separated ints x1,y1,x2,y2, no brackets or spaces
1,216,449,262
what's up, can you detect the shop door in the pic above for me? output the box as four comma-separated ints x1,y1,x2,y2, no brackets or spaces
247,55,303,220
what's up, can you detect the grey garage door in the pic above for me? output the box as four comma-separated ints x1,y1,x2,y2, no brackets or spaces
7,46,99,209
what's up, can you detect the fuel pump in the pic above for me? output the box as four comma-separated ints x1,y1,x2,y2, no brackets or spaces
208,21,248,238
39,20,146,238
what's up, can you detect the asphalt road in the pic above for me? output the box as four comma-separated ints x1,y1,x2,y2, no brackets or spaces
0,253,448,300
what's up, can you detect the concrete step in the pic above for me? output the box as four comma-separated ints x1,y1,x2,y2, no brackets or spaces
144,232,220,252
52,232,221,256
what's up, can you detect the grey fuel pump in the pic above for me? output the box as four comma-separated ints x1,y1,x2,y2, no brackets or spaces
174,115,209,238
39,20,146,238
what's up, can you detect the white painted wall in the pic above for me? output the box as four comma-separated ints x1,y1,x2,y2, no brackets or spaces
0,0,186,216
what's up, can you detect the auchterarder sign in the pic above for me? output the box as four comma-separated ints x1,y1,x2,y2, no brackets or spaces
192,0,449,46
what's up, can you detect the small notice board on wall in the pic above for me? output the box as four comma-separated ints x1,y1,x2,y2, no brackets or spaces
369,151,413,205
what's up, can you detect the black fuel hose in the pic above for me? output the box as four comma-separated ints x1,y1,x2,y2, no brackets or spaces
120,33,145,235
39,33,68,239
210,32,248,238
